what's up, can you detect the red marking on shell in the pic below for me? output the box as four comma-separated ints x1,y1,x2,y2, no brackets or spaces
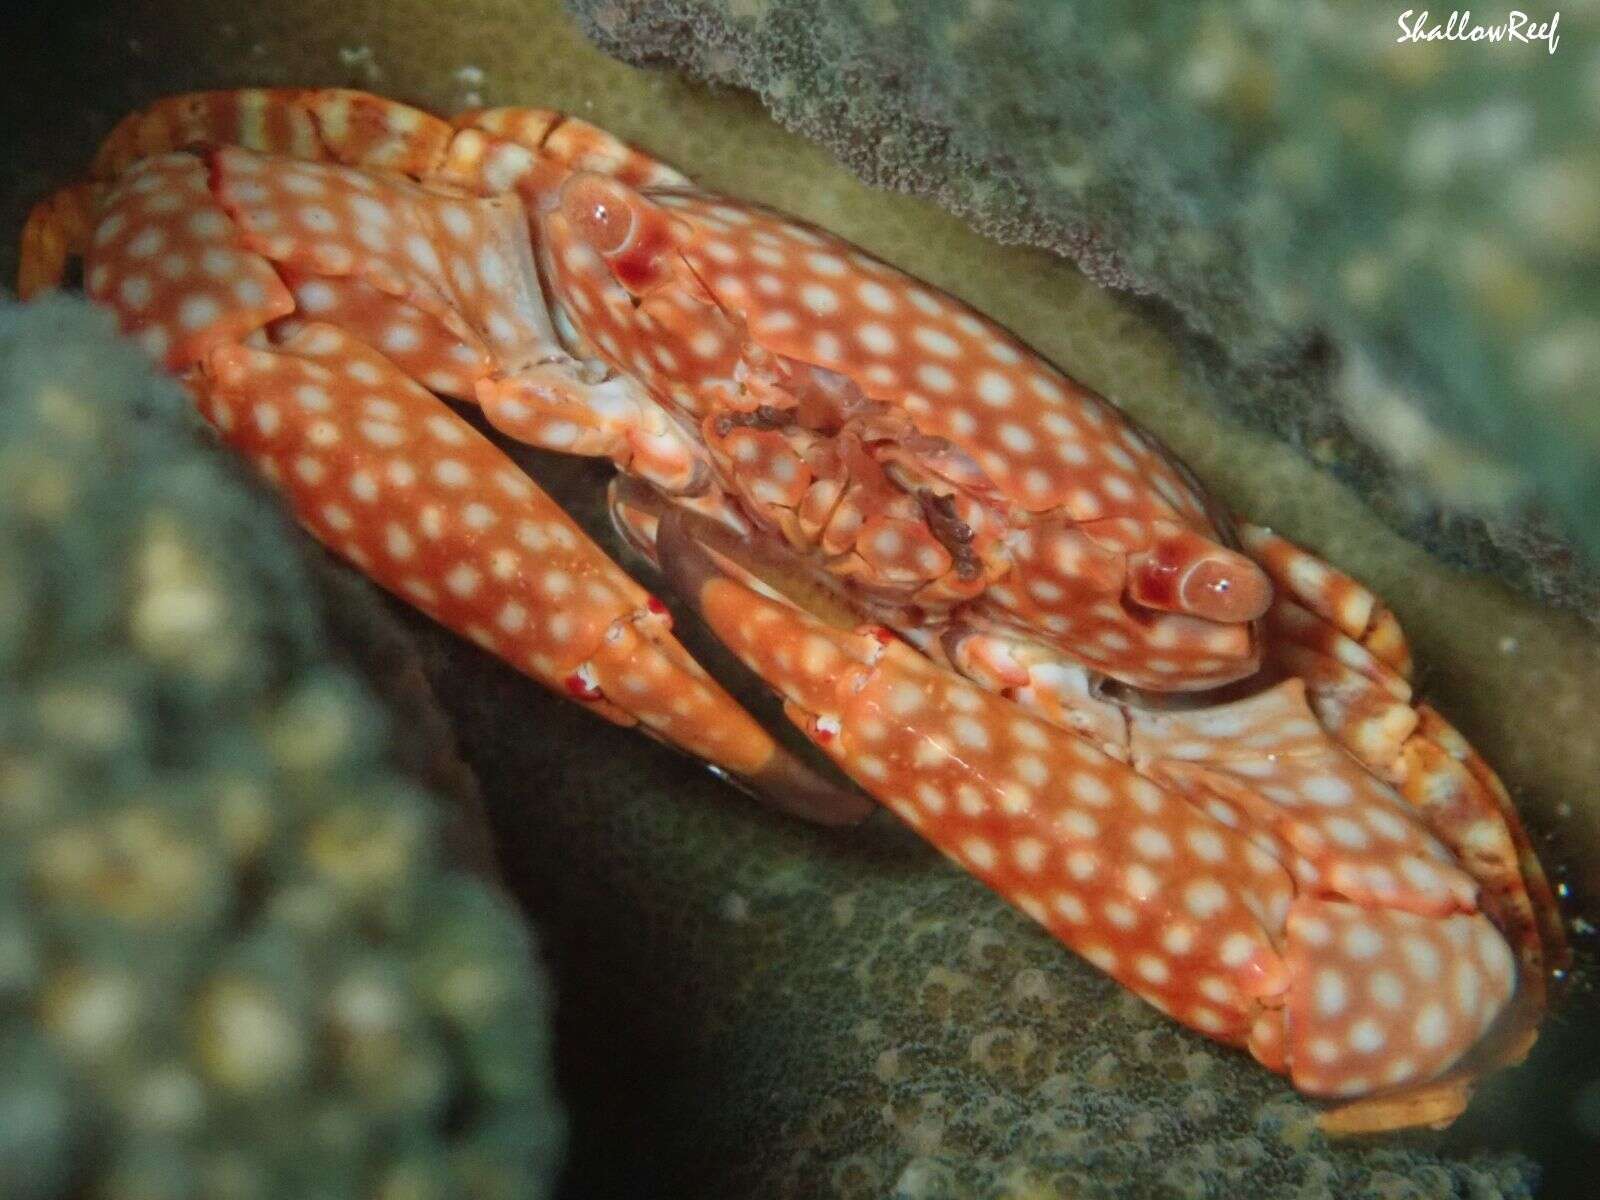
608,216,678,295
564,672,602,700
1134,543,1181,610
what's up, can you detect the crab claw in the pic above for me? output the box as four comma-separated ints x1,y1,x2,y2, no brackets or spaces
197,321,866,827
659,514,1291,1037
659,517,1524,1115
1128,684,1521,1112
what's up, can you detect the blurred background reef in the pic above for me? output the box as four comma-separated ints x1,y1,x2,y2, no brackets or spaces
1,1,1598,1197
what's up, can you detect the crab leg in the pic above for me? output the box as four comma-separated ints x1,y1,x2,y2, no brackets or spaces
447,105,691,191
1240,524,1412,678
88,88,456,180
17,182,103,300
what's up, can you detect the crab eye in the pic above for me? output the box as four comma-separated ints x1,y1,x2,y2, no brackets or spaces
1177,555,1270,625
1127,530,1271,625
559,173,638,256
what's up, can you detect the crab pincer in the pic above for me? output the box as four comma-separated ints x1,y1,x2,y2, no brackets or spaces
657,515,1527,1126
200,322,866,824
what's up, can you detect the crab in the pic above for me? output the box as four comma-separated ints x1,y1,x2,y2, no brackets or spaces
19,88,1568,1134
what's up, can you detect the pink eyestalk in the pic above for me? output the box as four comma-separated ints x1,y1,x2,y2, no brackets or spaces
1128,527,1272,625
557,171,681,296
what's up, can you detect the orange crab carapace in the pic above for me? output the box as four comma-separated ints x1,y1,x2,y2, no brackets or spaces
19,88,1566,1133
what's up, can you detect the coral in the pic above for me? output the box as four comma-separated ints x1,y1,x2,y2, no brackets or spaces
0,298,562,1200
565,0,1600,623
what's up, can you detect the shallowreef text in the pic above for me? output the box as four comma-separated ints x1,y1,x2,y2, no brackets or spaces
1396,10,1561,52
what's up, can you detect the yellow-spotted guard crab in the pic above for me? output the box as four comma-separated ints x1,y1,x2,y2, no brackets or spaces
20,88,1567,1133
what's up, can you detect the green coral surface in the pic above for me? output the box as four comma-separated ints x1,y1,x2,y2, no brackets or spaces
0,298,562,1200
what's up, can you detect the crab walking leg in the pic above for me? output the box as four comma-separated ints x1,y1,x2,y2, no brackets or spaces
198,321,868,824
449,105,691,191
18,182,105,300
89,88,455,179
1240,524,1412,678
1403,707,1568,985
